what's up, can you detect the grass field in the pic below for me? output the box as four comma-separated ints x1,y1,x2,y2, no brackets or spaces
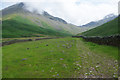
2,38,118,78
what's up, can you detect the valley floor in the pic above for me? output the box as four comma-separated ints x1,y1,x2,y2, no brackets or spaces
2,37,118,78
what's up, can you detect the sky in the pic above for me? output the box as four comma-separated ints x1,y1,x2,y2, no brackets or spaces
1,0,119,26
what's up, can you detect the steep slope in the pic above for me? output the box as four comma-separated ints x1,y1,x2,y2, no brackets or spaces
2,2,86,38
79,14,117,28
2,16,71,38
78,17,119,37
43,11,67,24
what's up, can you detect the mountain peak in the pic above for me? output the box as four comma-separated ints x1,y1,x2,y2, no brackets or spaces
15,2,25,9
18,2,25,7
104,14,116,19
2,2,29,16
78,13,117,28
43,11,51,16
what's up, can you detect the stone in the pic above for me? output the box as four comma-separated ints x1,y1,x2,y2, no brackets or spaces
96,65,99,68
62,45,66,47
21,58,27,61
26,48,29,50
62,50,64,53
60,58,64,60
57,74,59,76
53,75,55,77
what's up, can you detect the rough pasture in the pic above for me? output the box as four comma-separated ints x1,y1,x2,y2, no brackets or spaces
2,38,118,78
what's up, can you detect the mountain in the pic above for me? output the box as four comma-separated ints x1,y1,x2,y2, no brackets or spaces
77,16,119,37
43,11,67,24
78,14,117,28
2,2,86,38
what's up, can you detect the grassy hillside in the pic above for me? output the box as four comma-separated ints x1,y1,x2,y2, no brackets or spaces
78,17,118,37
2,2,89,37
2,38,118,78
2,15,72,38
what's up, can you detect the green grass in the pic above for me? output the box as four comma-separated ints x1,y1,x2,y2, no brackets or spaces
0,47,1,79
83,40,118,60
78,17,119,37
2,15,72,38
2,38,118,78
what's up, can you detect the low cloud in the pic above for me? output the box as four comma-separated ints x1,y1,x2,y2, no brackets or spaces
2,0,119,25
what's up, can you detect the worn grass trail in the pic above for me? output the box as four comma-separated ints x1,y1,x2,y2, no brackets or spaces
75,39,118,78
2,38,118,78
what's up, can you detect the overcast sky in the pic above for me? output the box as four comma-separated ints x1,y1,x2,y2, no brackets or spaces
1,0,119,25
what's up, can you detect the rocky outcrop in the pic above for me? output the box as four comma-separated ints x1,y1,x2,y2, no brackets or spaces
43,11,67,24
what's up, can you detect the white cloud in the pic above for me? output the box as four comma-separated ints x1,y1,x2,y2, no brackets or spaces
2,0,119,25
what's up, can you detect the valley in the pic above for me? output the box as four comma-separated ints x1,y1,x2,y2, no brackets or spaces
2,37,118,78
1,2,119,79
